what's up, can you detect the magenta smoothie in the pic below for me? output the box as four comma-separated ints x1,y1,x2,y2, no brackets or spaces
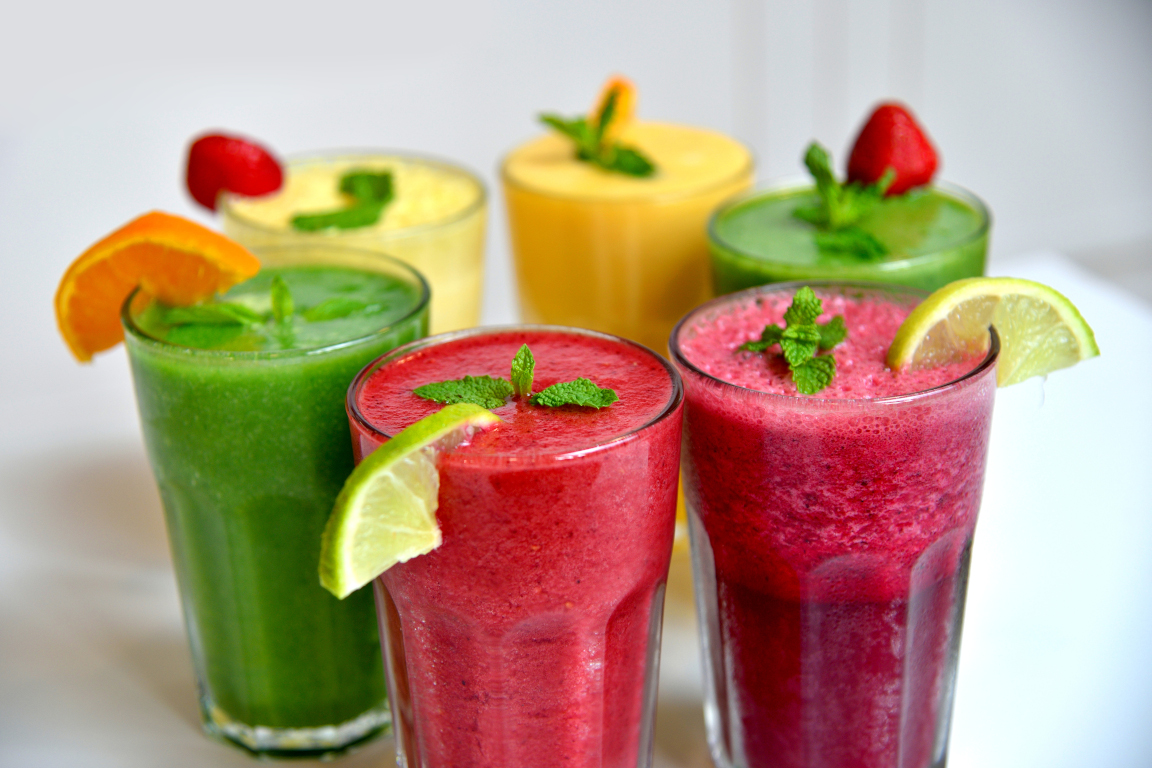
349,328,683,768
671,284,997,768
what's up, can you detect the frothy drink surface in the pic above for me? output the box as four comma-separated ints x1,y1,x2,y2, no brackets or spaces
675,287,996,768
354,329,681,768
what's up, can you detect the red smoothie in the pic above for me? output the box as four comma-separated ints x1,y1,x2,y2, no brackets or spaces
350,327,683,768
670,284,997,768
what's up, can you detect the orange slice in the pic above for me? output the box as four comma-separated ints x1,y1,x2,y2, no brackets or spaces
55,211,260,361
589,75,637,144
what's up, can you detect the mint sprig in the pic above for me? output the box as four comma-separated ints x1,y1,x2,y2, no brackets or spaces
413,344,619,409
539,89,656,178
739,286,846,395
792,142,894,261
291,170,394,232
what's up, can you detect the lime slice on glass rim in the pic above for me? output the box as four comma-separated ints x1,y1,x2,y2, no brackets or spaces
319,402,500,599
887,277,1100,387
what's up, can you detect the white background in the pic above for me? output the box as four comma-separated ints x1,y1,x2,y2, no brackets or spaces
2,1,1151,766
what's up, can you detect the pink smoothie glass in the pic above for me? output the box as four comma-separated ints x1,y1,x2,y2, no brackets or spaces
347,326,684,768
670,282,999,768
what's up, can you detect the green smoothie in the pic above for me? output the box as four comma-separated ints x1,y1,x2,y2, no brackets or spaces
709,180,989,294
122,250,428,755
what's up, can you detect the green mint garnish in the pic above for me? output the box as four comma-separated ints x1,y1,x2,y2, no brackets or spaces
792,355,837,394
539,89,656,178
160,302,263,326
271,275,294,323
814,228,888,261
817,315,847,350
792,142,894,261
414,344,619,410
291,170,394,232
511,344,534,398
531,378,619,409
414,376,514,409
301,298,370,322
739,286,846,395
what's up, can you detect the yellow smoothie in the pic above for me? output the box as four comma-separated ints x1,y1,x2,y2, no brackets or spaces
502,122,753,353
221,153,486,334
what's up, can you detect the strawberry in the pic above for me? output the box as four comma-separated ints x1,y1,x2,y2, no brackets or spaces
846,103,938,196
185,133,283,212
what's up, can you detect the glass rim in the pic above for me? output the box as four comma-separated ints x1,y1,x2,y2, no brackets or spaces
121,243,431,361
669,279,1000,406
347,324,685,461
218,149,488,238
499,123,756,204
706,177,992,269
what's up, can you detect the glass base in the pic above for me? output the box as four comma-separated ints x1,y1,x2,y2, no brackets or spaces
200,696,390,757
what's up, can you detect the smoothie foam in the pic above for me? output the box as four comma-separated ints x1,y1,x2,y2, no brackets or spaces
352,328,682,768
673,284,997,768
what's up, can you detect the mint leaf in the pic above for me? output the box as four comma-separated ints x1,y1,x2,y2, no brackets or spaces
817,315,847,350
271,276,294,323
291,201,387,232
601,146,655,177
739,286,845,394
594,88,618,144
739,324,784,352
540,114,594,145
792,356,836,395
511,344,534,398
780,324,821,368
815,227,888,260
783,286,822,326
531,378,619,409
414,376,513,409
162,302,262,326
291,170,394,231
340,171,392,204
301,298,369,322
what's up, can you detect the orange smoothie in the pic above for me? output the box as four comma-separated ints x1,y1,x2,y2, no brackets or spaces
502,122,753,354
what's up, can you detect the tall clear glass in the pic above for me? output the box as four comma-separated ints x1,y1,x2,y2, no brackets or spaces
122,245,429,755
670,283,999,768
220,151,486,334
347,326,684,768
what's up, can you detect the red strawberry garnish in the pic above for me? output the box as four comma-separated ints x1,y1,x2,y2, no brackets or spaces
185,133,283,212
846,103,938,196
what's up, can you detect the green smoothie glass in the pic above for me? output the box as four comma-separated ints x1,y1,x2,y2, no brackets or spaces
122,244,429,755
708,178,990,294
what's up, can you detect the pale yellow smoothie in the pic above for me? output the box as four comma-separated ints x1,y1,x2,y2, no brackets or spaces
503,122,753,354
221,153,486,334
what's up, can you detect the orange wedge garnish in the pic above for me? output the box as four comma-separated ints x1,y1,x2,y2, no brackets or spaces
55,211,260,361
589,75,637,144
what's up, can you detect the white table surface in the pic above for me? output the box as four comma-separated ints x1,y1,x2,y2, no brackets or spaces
2,252,1149,767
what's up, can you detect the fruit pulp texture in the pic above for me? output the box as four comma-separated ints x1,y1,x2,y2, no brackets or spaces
503,122,752,354
125,265,426,731
221,154,486,334
674,289,995,768
710,185,987,295
354,329,682,768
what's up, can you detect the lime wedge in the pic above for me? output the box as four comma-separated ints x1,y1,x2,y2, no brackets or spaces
319,403,500,599
887,277,1100,387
